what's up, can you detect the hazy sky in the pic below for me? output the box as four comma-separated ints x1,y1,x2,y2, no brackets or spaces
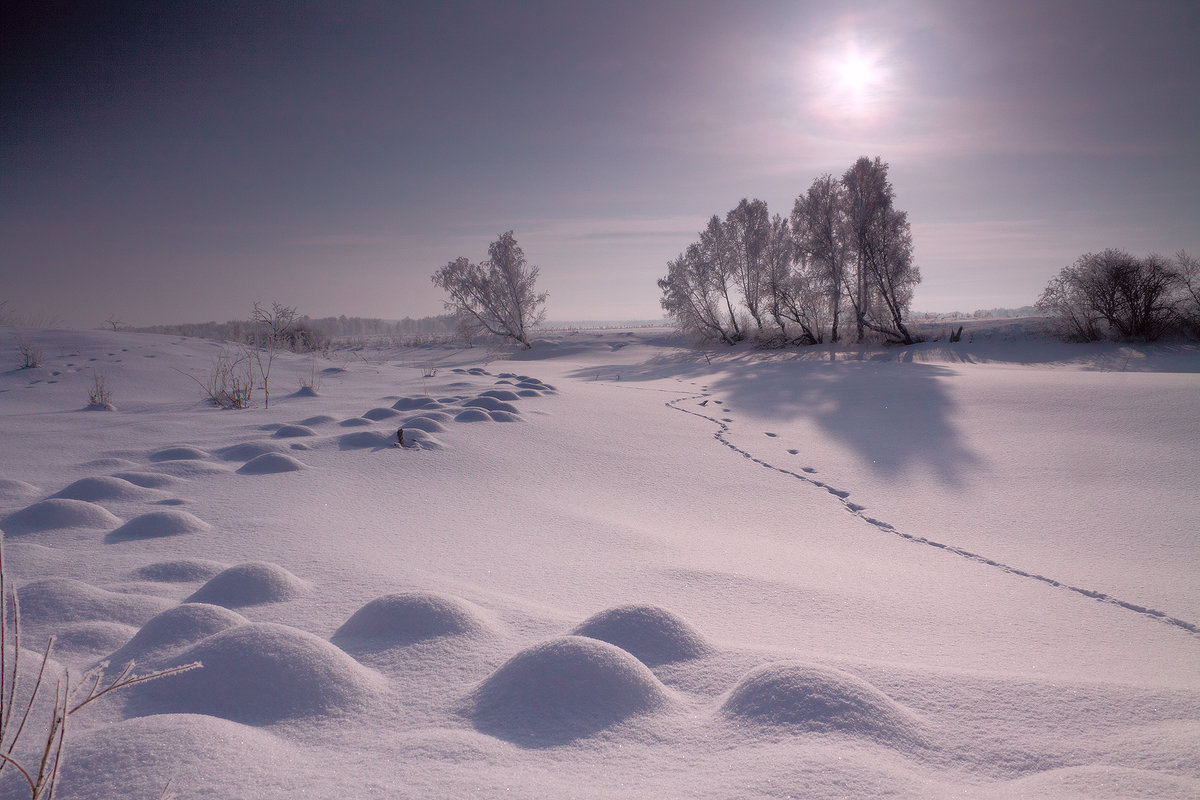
3,1,1198,327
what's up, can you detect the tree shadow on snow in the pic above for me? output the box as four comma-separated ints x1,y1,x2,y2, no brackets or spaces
568,347,981,487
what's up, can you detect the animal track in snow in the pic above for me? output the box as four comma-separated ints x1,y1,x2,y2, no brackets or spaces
665,388,1200,638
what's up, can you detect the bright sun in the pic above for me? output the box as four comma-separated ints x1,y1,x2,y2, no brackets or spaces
808,36,895,125
839,51,881,94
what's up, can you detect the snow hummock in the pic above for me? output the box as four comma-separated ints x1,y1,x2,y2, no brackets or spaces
128,623,388,723
333,591,494,648
185,562,311,607
3,498,121,534
106,509,212,542
464,636,673,744
571,604,712,665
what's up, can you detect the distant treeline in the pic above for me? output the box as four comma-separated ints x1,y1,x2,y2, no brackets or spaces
132,314,458,343
910,306,1039,321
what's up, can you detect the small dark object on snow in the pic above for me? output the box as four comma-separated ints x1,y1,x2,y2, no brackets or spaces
699,400,708,406
396,428,404,446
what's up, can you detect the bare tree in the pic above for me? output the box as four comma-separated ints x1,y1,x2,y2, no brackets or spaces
762,213,796,336
792,174,848,342
1175,250,1200,335
431,231,547,349
1038,249,1183,341
250,302,297,409
658,243,741,345
725,199,771,331
840,156,919,344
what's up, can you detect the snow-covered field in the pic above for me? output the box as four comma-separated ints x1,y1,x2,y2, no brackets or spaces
1,324,1197,799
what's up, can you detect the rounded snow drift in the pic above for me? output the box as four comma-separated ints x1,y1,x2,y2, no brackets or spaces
402,429,445,451
517,389,542,398
571,604,712,666
130,559,227,583
480,389,520,401
150,460,229,478
106,510,211,542
16,578,172,627
718,662,923,744
400,415,447,433
291,385,319,398
59,714,296,800
453,408,491,423
148,446,210,462
338,417,372,427
131,623,387,724
362,407,401,421
2,498,121,534
111,471,182,489
54,621,138,658
236,453,307,475
463,397,520,414
215,441,290,462
298,414,336,426
392,396,443,411
338,431,391,449
51,476,159,502
487,411,521,423
185,562,311,607
272,424,316,438
108,603,250,667
466,636,671,745
333,592,491,648
0,479,41,504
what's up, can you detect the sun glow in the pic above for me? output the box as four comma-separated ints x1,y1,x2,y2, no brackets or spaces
808,35,896,126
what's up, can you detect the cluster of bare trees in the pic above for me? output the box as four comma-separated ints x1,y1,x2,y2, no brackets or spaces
659,156,921,346
432,231,547,349
1037,249,1200,342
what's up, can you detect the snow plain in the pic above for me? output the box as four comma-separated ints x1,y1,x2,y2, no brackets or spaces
0,323,1197,799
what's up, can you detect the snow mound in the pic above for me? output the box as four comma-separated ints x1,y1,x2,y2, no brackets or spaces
53,620,138,658
362,406,402,420
454,408,491,423
480,389,520,401
51,475,160,502
2,498,121,534
400,415,447,433
79,457,140,471
185,562,311,607
465,636,672,744
392,396,443,411
108,603,250,666
0,478,41,504
291,385,319,397
130,558,227,583
236,453,307,474
106,509,212,542
272,424,316,438
517,389,542,397
111,471,181,489
402,429,445,451
147,446,211,462
59,714,297,800
571,604,713,665
131,623,387,723
333,592,492,648
150,460,229,478
338,417,372,427
214,441,289,461
298,414,336,426
338,431,391,449
488,411,521,422
16,578,172,627
463,397,520,413
718,662,923,744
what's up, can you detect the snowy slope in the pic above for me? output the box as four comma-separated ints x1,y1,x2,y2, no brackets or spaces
0,325,1197,799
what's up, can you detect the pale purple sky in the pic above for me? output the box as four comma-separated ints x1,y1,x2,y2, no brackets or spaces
3,1,1198,327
